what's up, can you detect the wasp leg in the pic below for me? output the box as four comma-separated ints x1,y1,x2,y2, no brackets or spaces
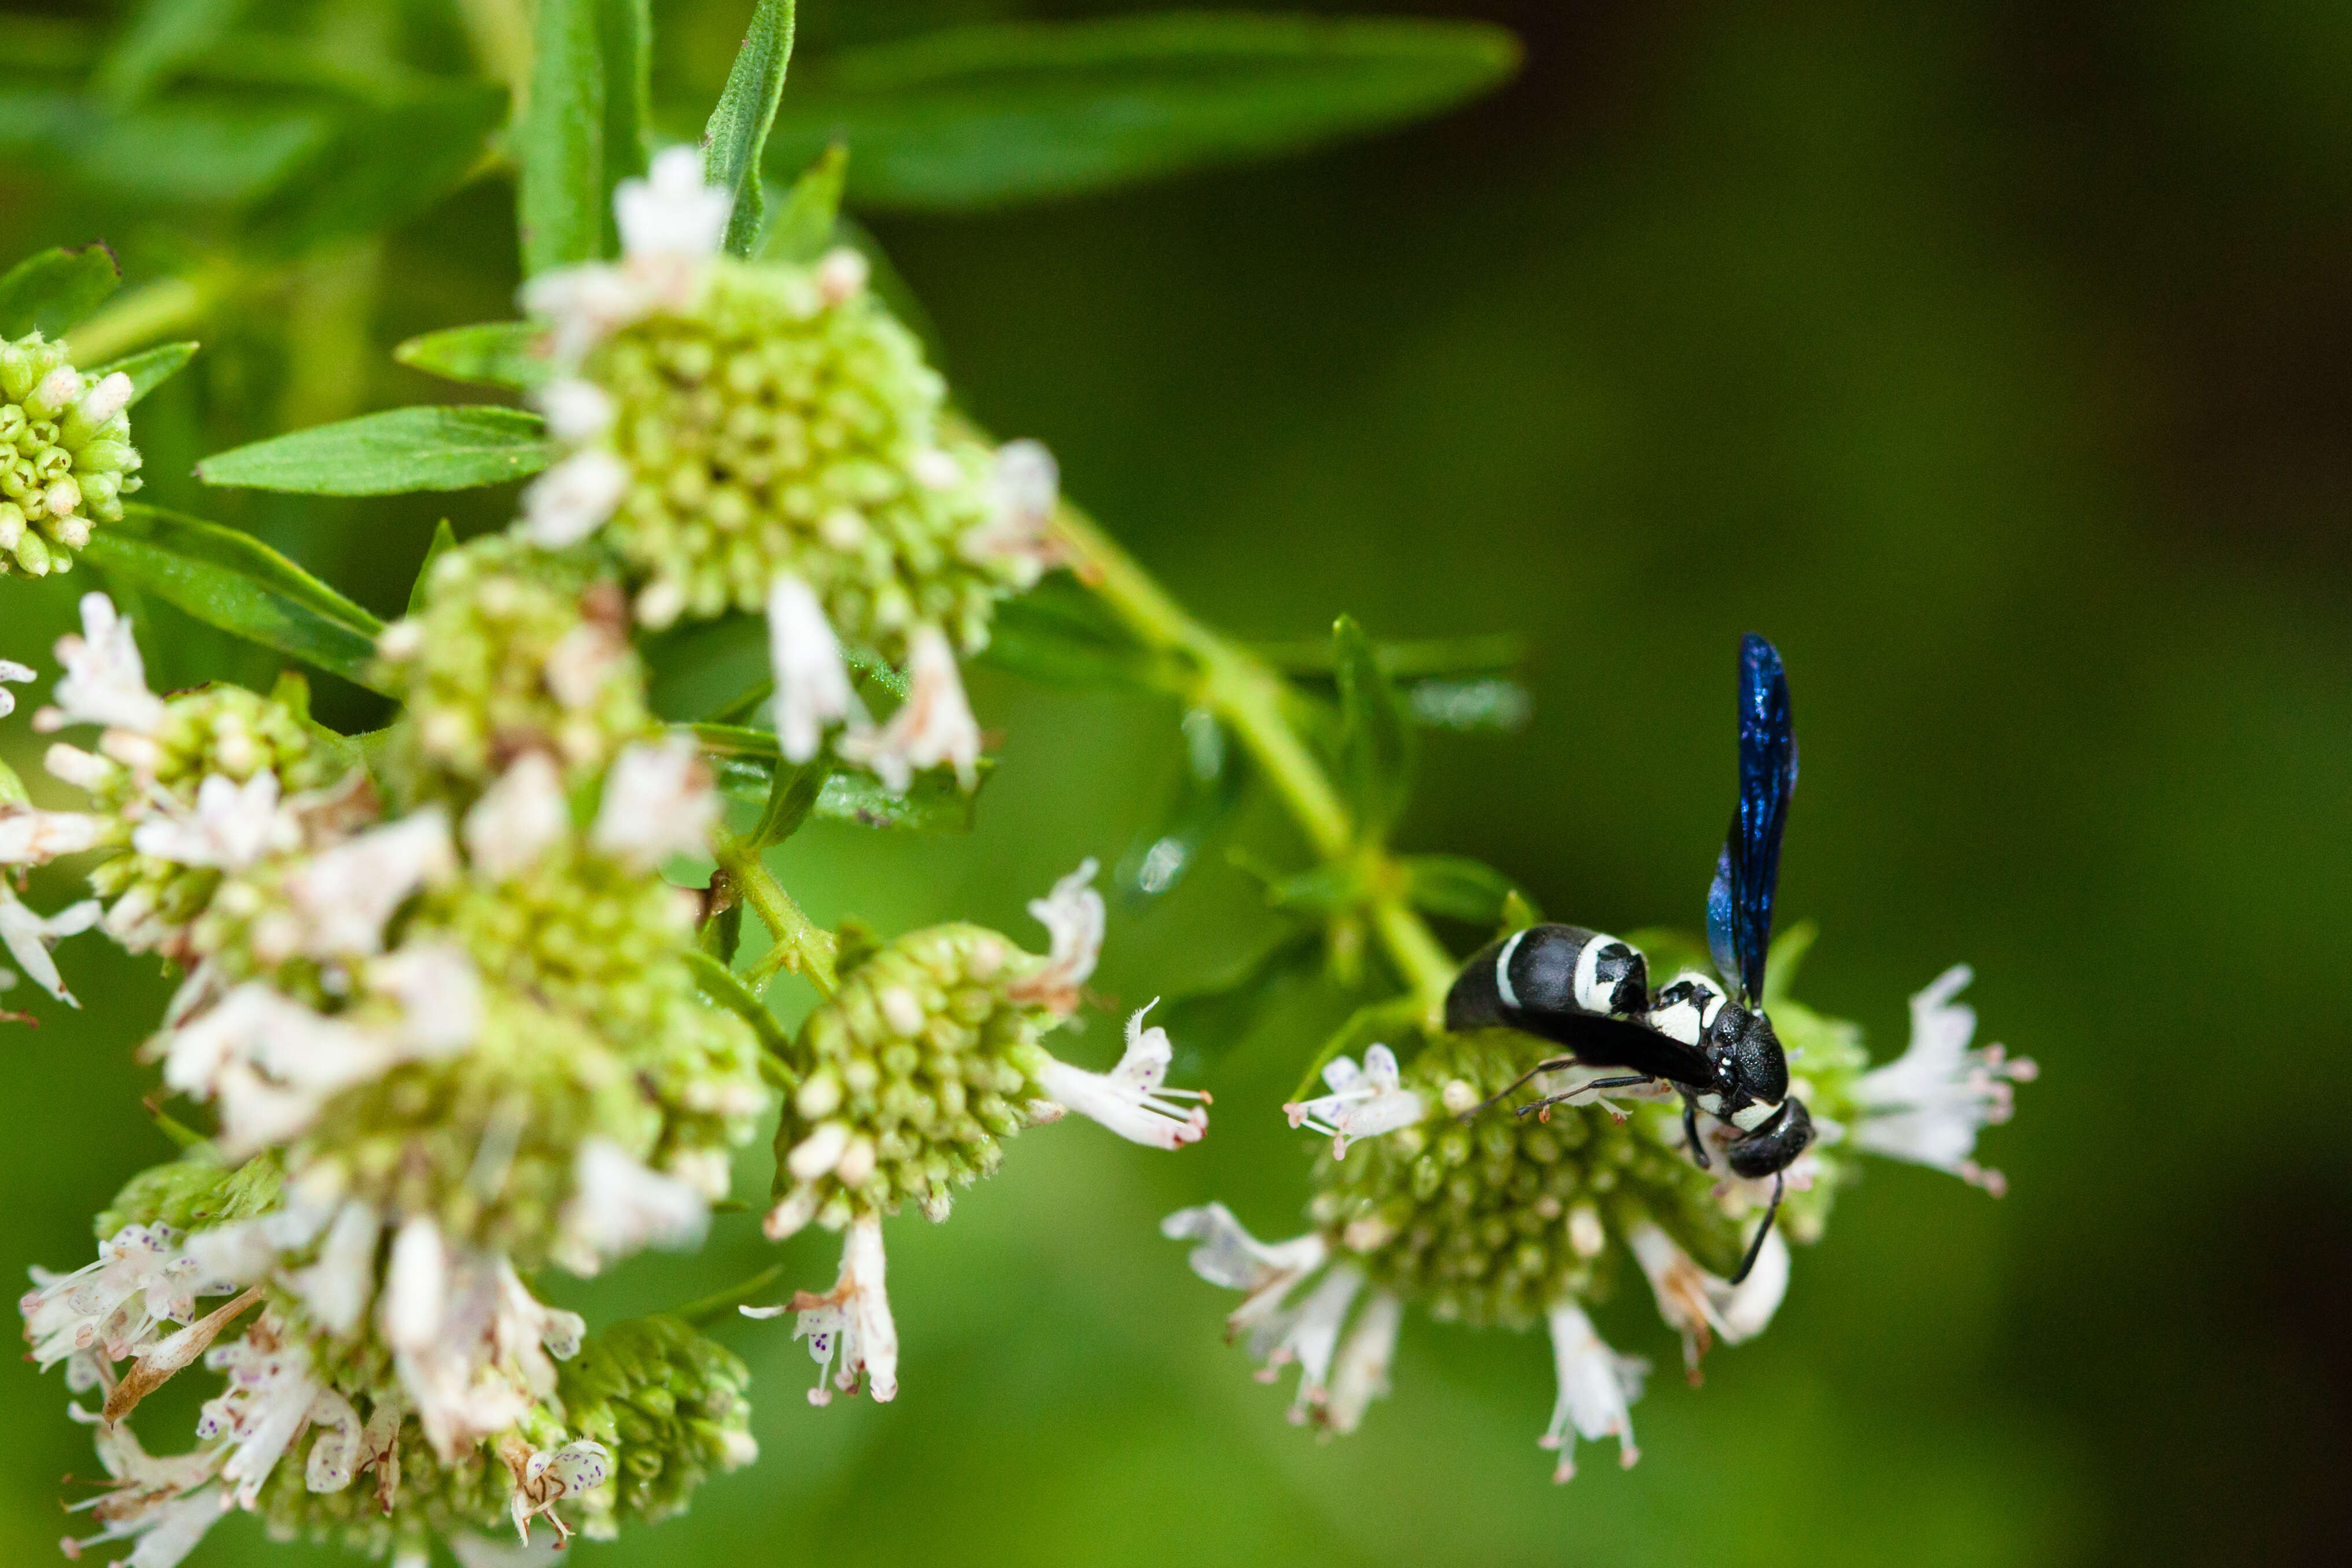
1728,1172,1785,1286
1513,1074,1654,1119
1458,1057,1581,1121
1683,1095,1712,1170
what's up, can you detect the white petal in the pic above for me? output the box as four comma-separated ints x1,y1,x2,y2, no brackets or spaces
520,449,629,548
590,735,718,867
837,628,979,793
1005,858,1103,1013
615,146,733,260
765,575,862,764
1541,1303,1645,1481
463,752,570,877
0,805,106,864
52,592,165,733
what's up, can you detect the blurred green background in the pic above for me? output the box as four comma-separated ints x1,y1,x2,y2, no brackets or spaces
6,1,2349,1565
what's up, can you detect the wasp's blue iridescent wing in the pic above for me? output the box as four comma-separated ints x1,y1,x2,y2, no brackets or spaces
1715,633,1798,1005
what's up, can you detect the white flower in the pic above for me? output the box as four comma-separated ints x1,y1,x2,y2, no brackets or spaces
813,245,869,305
43,740,113,791
379,1224,583,1460
0,803,106,864
519,448,630,549
1540,1304,1646,1482
959,438,1065,586
1626,1221,1789,1381
50,592,165,734
1031,1001,1210,1150
838,626,980,792
366,942,485,1055
1850,965,2037,1196
276,806,455,960
0,657,31,717
463,752,569,878
542,619,629,710
591,735,718,866
521,264,663,366
0,886,99,1003
197,1312,326,1508
285,1201,382,1338
743,1215,897,1404
303,1386,367,1493
615,145,732,261
1323,1289,1402,1436
555,1138,710,1273
533,377,614,442
1284,1044,1425,1158
77,370,135,426
1163,1202,1329,1336
57,1483,225,1568
130,771,295,872
765,574,864,765
1005,858,1103,1014
509,1438,612,1547
21,1224,210,1370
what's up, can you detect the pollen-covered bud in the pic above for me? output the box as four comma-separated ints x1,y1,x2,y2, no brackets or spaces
555,1314,756,1532
374,536,651,799
0,333,141,575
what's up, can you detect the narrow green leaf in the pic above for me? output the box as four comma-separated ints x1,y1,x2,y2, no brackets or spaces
1117,709,1247,901
80,506,386,691
88,341,197,406
1332,614,1414,844
703,0,797,256
407,519,458,616
682,949,793,1058
520,0,609,274
0,245,122,338
759,143,846,264
245,83,506,257
978,574,1181,692
393,322,551,392
0,755,28,808
1402,854,1532,927
1155,927,1322,1073
72,98,335,206
98,0,248,105
751,757,828,848
601,0,652,200
1498,888,1540,938
766,14,1521,210
814,768,982,832
196,407,550,496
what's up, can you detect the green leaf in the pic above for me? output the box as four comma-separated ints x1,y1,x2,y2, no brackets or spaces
0,755,28,809
520,0,610,274
88,341,197,406
71,98,335,206
0,245,121,338
602,0,652,201
1332,614,1414,844
978,574,1181,692
98,0,248,105
407,519,458,616
813,767,981,833
760,143,847,264
682,949,793,1060
703,0,797,257
1498,888,1540,938
1154,927,1322,1073
393,322,551,392
245,83,507,256
1116,709,1246,901
751,757,828,849
196,406,550,496
80,506,386,691
766,14,1521,210
1402,854,1533,927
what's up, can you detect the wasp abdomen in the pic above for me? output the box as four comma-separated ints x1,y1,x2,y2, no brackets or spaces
1444,924,1649,1035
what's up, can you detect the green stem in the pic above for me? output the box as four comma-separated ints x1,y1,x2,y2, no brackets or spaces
1053,507,1455,1014
673,1263,786,1329
713,829,836,997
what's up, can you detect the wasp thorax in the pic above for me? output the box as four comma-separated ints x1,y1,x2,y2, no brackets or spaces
771,923,1059,1234
374,537,650,799
0,332,141,577
562,258,1023,654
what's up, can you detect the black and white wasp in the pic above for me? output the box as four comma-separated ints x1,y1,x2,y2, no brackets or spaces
1444,634,1813,1282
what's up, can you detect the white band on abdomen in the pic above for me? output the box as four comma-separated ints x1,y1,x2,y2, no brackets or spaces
1494,928,1528,1010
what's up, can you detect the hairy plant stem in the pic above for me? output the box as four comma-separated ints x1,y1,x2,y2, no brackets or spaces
713,828,838,998
1052,506,1458,1016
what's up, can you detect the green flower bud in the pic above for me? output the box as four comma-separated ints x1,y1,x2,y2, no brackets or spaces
374,536,652,802
95,1148,285,1238
556,1314,754,1530
0,332,141,575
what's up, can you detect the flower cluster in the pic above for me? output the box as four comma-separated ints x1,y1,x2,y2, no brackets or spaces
746,859,1207,1404
13,577,766,1563
0,330,141,576
517,147,1063,793
1168,944,2033,1481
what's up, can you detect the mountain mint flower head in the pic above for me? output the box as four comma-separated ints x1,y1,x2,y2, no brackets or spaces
1844,965,2038,1196
374,536,650,799
751,861,1204,1397
0,333,141,575
555,1313,755,1532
